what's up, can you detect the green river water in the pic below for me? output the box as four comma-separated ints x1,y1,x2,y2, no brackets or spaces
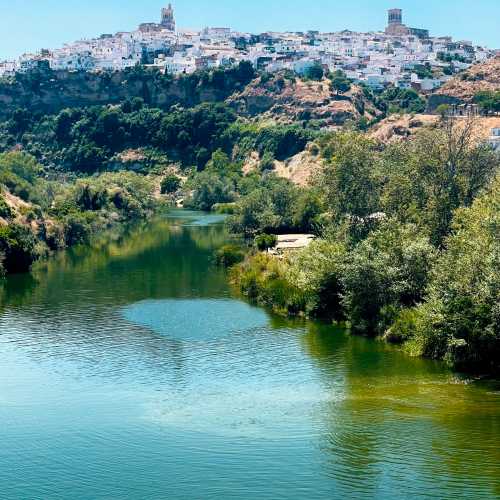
0,210,499,499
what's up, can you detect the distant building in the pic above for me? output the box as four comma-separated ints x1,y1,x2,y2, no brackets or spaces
388,9,403,27
161,3,176,31
385,8,429,39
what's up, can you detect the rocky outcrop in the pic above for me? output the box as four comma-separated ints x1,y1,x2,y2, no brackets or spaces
369,114,439,142
228,73,382,127
0,68,248,116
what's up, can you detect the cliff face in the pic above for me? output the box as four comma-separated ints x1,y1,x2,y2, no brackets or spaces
0,69,244,116
227,74,382,127
0,68,383,127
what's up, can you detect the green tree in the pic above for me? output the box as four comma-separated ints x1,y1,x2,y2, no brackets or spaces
341,222,436,335
185,171,235,211
161,174,181,194
319,132,380,224
305,63,324,81
330,73,351,95
0,224,38,273
407,176,500,372
379,118,499,245
255,233,278,251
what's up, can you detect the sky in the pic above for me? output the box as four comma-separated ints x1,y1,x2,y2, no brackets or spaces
0,0,499,60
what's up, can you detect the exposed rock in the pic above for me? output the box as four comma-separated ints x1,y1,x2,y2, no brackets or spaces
228,73,382,127
369,114,438,143
243,144,323,186
0,68,248,116
369,113,500,145
433,56,500,102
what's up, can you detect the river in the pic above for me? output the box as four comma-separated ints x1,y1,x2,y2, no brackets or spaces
0,210,499,499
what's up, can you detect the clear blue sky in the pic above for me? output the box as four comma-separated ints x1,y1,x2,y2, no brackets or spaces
1,0,499,60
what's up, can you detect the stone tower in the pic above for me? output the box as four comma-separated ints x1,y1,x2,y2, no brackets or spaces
388,8,403,26
386,8,410,35
161,3,176,31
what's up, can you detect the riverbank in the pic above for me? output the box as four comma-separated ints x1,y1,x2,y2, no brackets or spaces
228,179,499,376
0,151,166,277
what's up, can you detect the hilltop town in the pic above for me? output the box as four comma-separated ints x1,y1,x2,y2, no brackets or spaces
0,4,496,95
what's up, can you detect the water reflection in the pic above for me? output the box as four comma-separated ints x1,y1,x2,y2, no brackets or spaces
0,210,499,500
301,322,500,498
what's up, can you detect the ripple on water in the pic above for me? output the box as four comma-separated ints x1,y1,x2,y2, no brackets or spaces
121,298,270,341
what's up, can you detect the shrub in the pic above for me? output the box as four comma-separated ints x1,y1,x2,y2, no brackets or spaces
305,63,324,81
406,177,500,372
341,222,436,335
288,239,347,319
0,194,13,219
185,171,235,211
160,174,181,194
231,253,307,316
215,244,246,267
212,203,237,214
255,234,277,251
0,224,38,273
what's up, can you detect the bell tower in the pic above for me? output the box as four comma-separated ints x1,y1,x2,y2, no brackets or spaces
388,8,403,26
161,3,176,31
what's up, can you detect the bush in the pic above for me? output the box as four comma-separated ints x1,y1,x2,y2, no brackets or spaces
185,171,235,211
62,212,95,246
212,203,236,214
305,63,324,81
215,244,246,267
330,71,351,95
255,233,277,251
161,174,181,194
0,194,13,219
288,239,347,319
383,308,419,344
231,253,307,316
406,177,500,372
341,222,436,335
227,176,299,236
0,224,38,273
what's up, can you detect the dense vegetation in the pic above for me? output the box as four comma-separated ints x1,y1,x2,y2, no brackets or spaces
230,118,500,374
1,64,497,374
0,151,158,276
474,90,500,114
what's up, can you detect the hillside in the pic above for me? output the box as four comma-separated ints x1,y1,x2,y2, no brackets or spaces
227,72,382,127
435,56,500,100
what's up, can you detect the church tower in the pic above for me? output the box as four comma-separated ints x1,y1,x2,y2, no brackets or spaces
161,3,176,31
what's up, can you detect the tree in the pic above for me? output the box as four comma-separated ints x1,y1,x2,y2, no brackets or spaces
341,221,436,335
0,224,38,273
319,132,380,224
288,239,347,319
259,152,275,172
473,91,500,115
379,117,499,246
185,171,235,211
255,234,277,251
330,73,351,95
305,63,324,81
160,174,181,194
436,104,450,120
407,175,500,372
